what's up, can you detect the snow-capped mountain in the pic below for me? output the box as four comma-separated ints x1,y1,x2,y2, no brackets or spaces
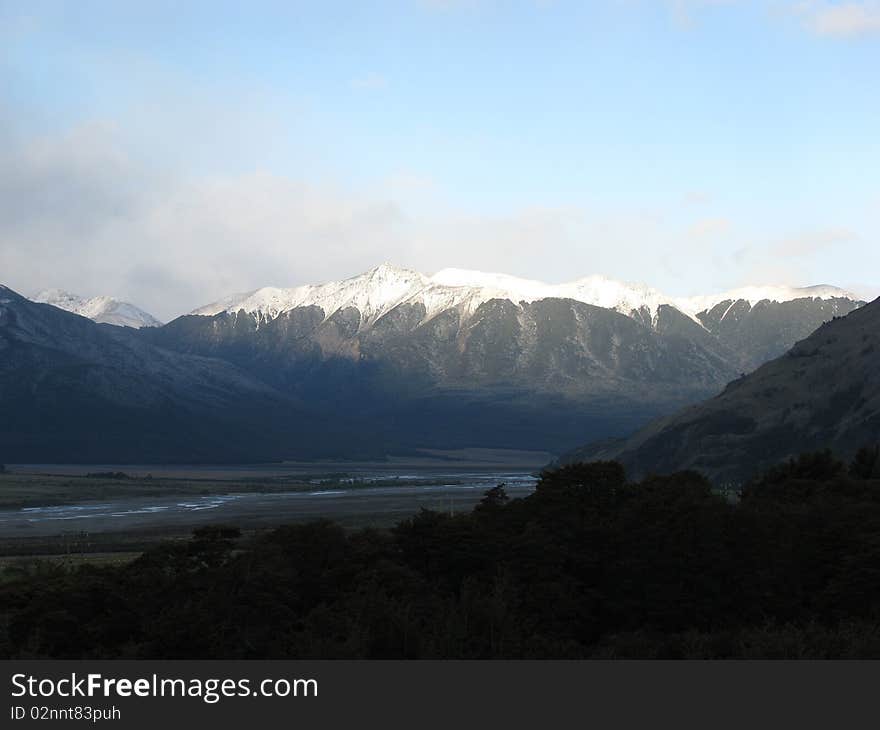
192,263,860,331
131,263,863,459
180,262,864,381
2,265,868,463
32,289,162,328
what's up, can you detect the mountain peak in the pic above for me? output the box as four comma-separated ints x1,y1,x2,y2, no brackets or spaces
34,288,77,302
32,289,162,328
365,262,423,278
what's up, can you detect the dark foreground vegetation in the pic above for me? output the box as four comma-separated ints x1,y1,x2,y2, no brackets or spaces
2,447,880,659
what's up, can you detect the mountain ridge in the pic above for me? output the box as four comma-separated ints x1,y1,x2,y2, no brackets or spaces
190,263,861,331
32,289,163,329
560,296,880,483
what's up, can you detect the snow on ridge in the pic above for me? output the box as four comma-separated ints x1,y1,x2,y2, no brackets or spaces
195,265,677,326
193,264,429,325
190,265,863,329
561,275,674,322
426,269,680,323
424,268,567,321
675,284,861,317
32,289,163,328
429,268,552,299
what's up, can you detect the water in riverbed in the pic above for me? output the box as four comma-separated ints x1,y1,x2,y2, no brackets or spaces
0,469,539,537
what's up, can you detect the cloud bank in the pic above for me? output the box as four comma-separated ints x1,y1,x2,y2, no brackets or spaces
0,116,871,321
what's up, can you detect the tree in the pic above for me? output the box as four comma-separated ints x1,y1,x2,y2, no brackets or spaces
476,484,509,512
533,461,628,521
745,450,844,494
850,445,880,480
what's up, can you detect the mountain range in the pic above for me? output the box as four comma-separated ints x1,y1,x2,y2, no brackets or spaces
189,265,856,364
0,264,866,463
563,295,880,483
0,285,345,463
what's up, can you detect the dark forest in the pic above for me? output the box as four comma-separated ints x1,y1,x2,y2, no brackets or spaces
3,448,880,659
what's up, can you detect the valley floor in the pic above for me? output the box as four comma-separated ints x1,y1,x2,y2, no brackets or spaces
0,463,539,557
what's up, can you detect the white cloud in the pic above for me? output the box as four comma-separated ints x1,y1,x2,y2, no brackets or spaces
662,0,880,38
0,123,689,319
0,125,413,320
736,228,863,289
796,1,880,37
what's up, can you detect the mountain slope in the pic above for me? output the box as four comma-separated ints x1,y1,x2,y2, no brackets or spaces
693,294,858,371
147,285,740,455
139,264,863,457
562,297,880,483
33,289,163,328
0,284,344,463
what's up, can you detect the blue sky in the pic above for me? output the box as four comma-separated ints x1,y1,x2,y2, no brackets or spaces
1,0,878,319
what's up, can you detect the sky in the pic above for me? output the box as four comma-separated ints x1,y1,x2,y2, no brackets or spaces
1,0,878,321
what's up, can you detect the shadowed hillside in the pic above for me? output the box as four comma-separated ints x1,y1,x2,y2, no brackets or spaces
0,285,351,462
562,298,880,483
